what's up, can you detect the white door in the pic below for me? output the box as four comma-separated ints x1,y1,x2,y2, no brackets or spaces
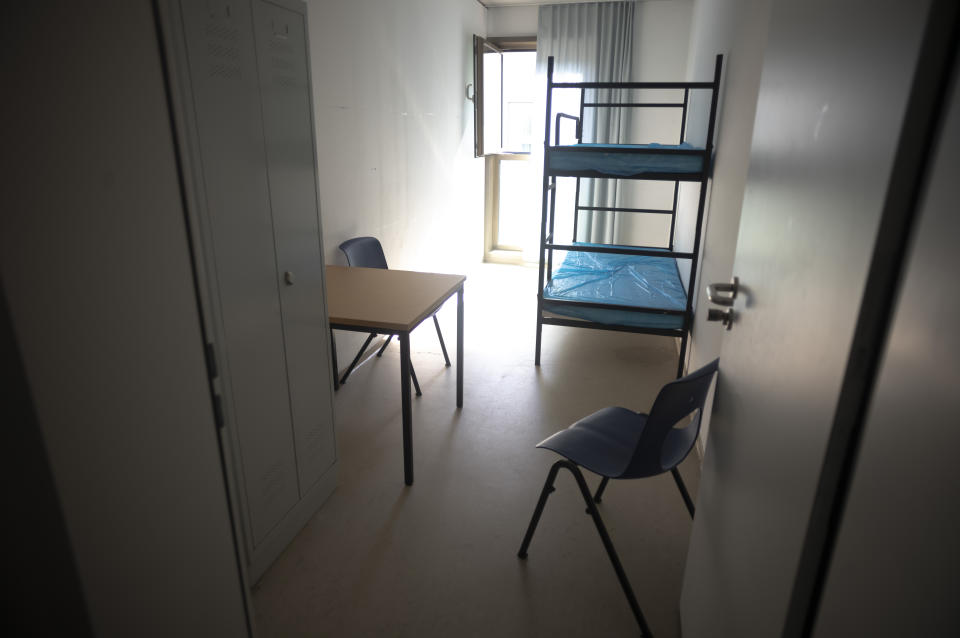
679,0,937,635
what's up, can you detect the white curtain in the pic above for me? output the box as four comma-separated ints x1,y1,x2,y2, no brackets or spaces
536,1,634,244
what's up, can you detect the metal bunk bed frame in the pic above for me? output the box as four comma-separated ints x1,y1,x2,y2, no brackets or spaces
535,55,723,378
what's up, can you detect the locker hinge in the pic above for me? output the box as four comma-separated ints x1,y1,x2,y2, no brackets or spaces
204,341,219,378
211,393,225,430
204,342,225,430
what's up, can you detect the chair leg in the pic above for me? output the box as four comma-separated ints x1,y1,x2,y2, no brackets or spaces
517,461,563,559
593,476,610,503
518,460,654,637
565,462,654,637
676,334,688,379
340,333,377,385
376,334,392,357
330,330,339,391
433,314,451,367
671,467,695,518
410,363,422,397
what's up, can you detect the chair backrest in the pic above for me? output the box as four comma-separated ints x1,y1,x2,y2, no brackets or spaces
339,236,388,269
621,358,719,479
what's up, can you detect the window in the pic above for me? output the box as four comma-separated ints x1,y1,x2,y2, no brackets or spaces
473,36,538,157
501,50,537,153
474,36,502,156
473,36,539,262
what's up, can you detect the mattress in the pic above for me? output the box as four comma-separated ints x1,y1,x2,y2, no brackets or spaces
542,244,687,330
547,142,704,178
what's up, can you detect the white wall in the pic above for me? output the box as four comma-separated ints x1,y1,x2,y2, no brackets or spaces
306,0,486,364
307,0,486,273
678,0,772,446
486,4,538,36
619,0,695,246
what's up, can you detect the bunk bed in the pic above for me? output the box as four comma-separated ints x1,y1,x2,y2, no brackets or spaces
535,55,723,378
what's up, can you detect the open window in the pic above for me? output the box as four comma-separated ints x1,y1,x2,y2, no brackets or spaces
473,36,537,157
473,35,539,262
473,36,502,157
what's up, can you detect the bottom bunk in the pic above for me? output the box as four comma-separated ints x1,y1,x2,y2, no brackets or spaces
536,244,691,375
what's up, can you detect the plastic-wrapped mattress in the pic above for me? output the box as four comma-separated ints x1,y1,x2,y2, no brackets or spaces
542,244,687,330
548,142,704,177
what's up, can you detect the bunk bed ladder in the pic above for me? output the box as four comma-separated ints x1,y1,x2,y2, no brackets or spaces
550,111,579,273
572,179,582,242
668,88,690,251
535,57,557,366
547,174,557,279
678,55,723,378
573,87,585,241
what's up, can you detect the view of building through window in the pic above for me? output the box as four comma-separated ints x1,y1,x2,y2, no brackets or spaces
500,51,537,153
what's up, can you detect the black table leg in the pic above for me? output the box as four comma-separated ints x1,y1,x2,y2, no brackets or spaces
456,285,464,408
399,331,413,485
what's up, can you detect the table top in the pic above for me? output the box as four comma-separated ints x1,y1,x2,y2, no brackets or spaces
326,266,465,332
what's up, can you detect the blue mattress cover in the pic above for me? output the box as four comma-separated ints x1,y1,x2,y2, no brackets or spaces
542,244,687,330
548,142,704,177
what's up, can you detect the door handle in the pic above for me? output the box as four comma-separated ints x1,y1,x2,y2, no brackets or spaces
707,307,734,330
707,277,739,307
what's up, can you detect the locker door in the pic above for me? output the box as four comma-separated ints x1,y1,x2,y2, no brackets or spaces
252,0,338,492
180,0,299,544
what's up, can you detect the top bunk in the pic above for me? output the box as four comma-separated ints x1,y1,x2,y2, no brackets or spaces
547,142,705,180
542,55,723,182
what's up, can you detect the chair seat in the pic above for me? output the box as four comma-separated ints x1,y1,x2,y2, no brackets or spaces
537,407,648,478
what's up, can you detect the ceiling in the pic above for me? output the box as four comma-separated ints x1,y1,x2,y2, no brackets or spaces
480,0,596,7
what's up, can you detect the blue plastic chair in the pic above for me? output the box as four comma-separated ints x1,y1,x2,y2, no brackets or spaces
335,237,451,393
517,359,720,636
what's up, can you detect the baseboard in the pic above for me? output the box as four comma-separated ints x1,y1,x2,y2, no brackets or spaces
247,462,338,583
483,249,526,265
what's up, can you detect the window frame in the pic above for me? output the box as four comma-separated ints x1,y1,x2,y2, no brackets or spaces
473,35,502,157
476,36,538,263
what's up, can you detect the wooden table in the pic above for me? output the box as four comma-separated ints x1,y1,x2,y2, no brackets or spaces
326,265,465,485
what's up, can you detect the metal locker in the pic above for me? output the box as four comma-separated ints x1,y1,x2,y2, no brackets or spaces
252,0,337,495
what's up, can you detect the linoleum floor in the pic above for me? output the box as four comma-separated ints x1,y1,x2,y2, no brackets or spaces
252,262,699,638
